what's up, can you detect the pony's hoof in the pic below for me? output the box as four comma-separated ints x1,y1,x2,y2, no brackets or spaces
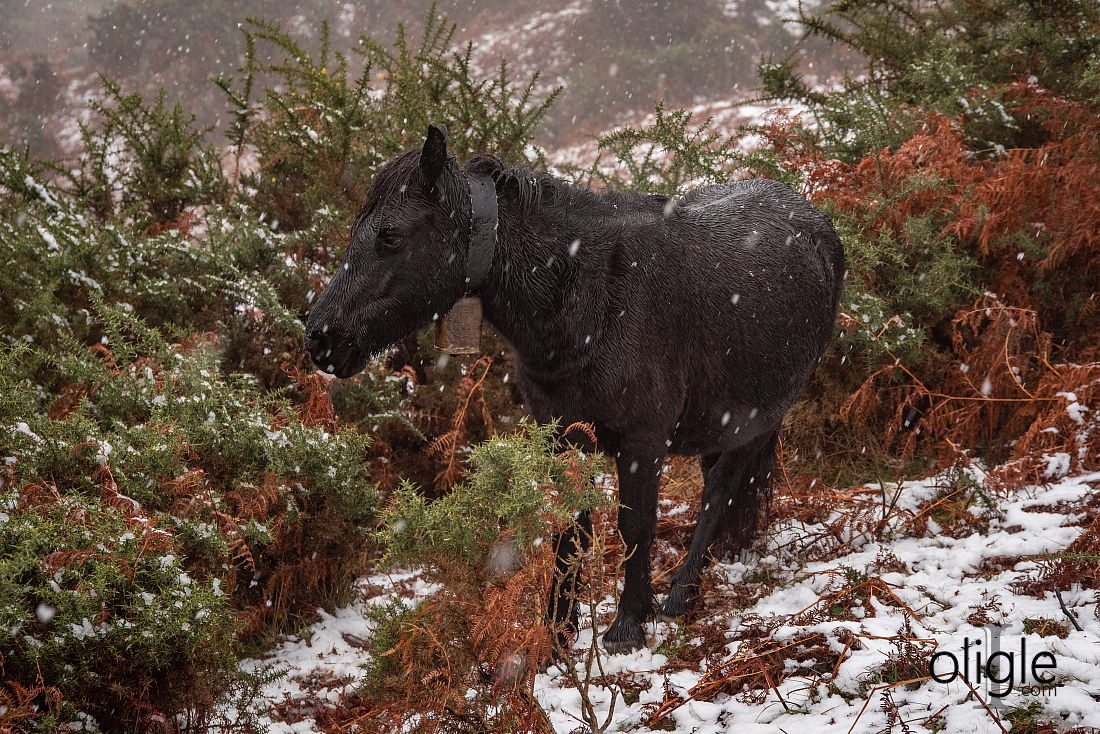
602,636,644,654
602,618,645,654
658,588,696,621
540,649,566,674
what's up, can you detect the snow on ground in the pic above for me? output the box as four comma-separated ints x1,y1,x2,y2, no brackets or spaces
240,571,438,733
470,0,590,77
244,470,1100,732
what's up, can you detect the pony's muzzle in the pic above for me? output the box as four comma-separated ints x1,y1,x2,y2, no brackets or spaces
305,330,365,377
305,329,334,364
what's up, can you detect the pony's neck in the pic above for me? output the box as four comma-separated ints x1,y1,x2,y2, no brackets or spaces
471,169,610,377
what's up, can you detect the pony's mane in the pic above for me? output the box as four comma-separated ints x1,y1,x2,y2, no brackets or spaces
356,149,660,231
465,154,650,214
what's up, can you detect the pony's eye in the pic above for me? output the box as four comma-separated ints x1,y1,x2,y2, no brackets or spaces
376,229,403,252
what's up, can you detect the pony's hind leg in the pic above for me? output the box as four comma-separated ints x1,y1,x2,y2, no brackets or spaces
659,431,778,620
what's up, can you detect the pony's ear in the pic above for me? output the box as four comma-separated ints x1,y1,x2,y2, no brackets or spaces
419,124,448,191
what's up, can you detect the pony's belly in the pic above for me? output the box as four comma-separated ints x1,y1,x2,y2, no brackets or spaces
666,410,778,456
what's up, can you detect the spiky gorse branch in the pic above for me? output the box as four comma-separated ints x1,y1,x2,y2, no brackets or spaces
46,78,228,229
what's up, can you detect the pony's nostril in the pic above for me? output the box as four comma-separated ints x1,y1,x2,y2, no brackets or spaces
305,334,323,355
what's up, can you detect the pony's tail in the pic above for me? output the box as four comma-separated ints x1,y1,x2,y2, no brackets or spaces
716,429,779,559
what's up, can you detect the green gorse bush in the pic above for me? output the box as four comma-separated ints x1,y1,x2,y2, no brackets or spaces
0,4,559,728
378,421,607,572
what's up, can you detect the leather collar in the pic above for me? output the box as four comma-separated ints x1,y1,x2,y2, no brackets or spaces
465,173,497,294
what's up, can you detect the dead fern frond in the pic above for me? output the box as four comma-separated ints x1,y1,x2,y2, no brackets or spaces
428,356,494,490
285,364,339,431
0,676,62,733
1012,514,1100,600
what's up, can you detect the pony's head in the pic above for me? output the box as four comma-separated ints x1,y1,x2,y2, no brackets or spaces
305,125,470,377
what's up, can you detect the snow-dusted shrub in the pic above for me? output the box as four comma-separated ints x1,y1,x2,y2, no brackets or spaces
0,308,378,729
0,147,299,358
379,421,605,570
835,291,925,370
216,5,558,231
0,491,238,731
47,78,229,228
757,0,1100,161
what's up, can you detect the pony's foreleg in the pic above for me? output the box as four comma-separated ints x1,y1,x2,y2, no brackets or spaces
547,509,592,653
603,441,664,653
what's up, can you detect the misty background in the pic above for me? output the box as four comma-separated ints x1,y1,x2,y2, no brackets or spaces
0,0,841,160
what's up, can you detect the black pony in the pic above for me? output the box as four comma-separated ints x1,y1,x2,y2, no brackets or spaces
306,125,844,653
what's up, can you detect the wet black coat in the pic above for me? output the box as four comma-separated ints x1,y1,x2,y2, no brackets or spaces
305,128,844,652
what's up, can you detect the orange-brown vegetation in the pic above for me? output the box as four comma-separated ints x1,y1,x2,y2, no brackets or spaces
761,85,1100,476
